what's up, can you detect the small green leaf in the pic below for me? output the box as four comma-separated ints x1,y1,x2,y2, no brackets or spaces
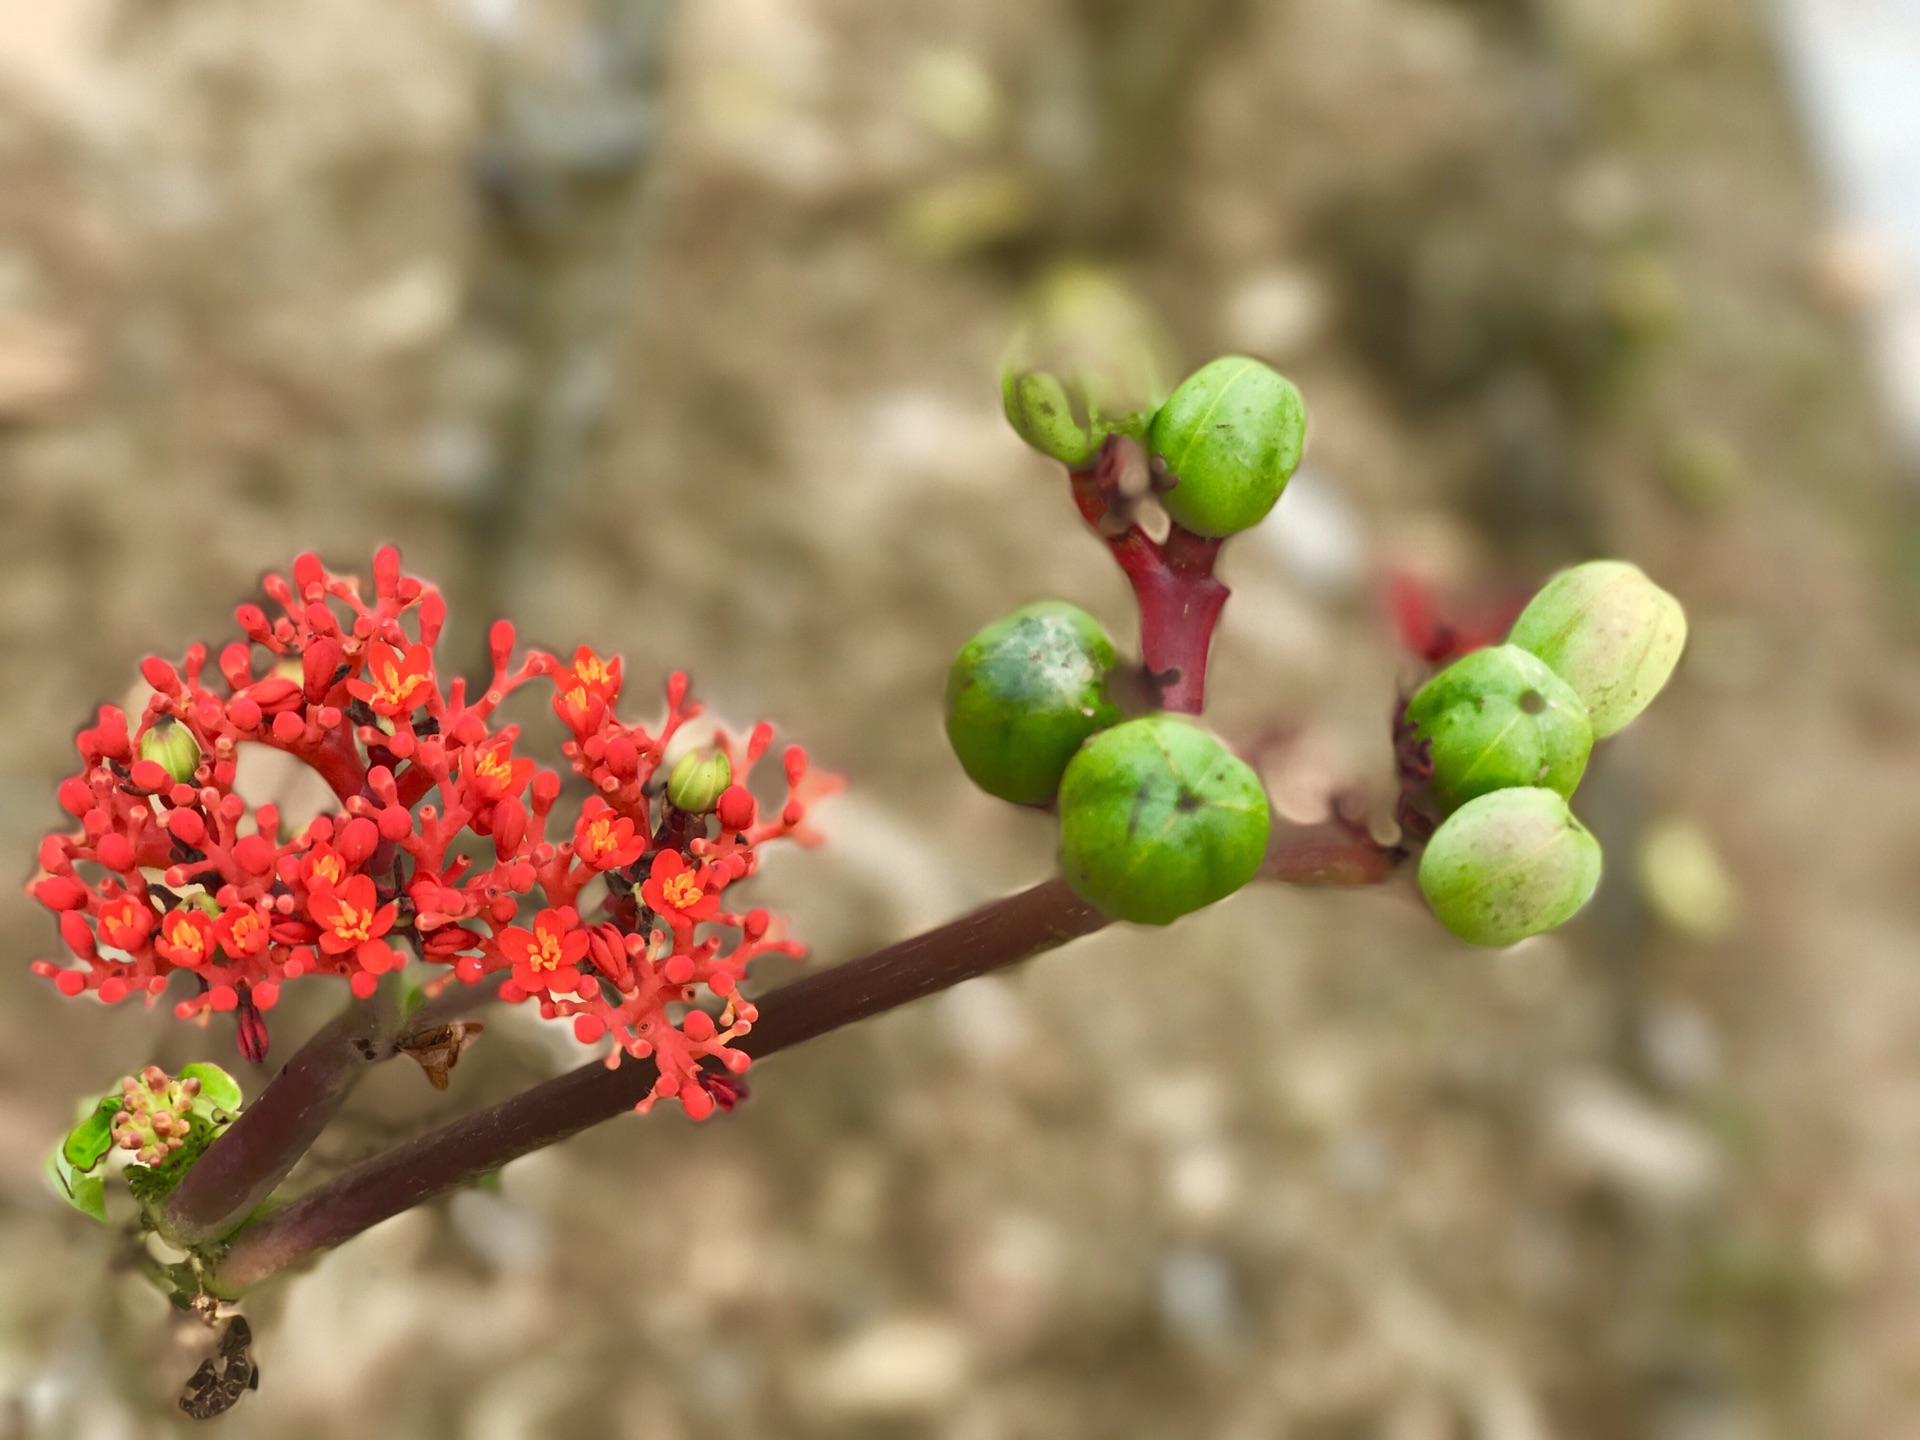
180,1062,243,1115
61,1097,121,1172
45,1148,109,1222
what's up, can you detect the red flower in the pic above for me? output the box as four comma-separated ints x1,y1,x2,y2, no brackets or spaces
155,909,216,968
301,843,349,893
98,896,154,951
463,734,534,804
499,907,589,995
641,851,718,925
347,639,435,717
573,798,644,871
214,904,271,959
308,874,400,973
552,646,622,734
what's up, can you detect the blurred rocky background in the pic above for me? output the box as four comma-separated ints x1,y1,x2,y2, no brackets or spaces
4,0,1920,1436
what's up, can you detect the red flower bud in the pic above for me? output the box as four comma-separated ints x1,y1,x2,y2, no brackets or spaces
716,785,757,833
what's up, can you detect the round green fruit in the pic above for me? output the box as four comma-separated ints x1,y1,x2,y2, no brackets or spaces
999,268,1169,468
1404,644,1592,813
1507,560,1686,738
1057,714,1270,926
1418,787,1602,948
945,602,1121,806
1146,356,1306,537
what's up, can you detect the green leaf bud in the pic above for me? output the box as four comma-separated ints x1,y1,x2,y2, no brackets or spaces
1000,267,1170,467
140,720,201,786
179,1062,244,1116
61,1097,121,1172
1404,644,1592,813
1146,356,1306,537
1418,787,1602,947
946,602,1121,806
667,749,733,814
1057,714,1270,926
1507,561,1686,737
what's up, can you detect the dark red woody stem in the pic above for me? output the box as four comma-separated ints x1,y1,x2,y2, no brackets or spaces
211,877,1107,1290
162,976,502,1247
1069,439,1229,716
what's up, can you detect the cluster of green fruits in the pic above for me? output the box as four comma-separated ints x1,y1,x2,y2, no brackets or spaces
966,271,1687,948
1408,561,1686,946
962,321,1308,923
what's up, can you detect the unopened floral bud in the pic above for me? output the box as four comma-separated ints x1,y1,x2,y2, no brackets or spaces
1147,356,1306,537
1404,644,1591,812
1419,787,1602,947
716,785,757,832
108,1064,200,1166
1057,714,1269,925
946,602,1121,806
667,749,732,813
139,722,201,786
1000,267,1169,467
1506,561,1686,737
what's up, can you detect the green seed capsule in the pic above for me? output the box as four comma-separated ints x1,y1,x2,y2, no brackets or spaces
1507,561,1686,738
667,750,732,814
1404,644,1592,813
946,602,1122,806
999,267,1170,468
1146,356,1306,537
140,720,201,786
1419,787,1602,947
1057,714,1270,926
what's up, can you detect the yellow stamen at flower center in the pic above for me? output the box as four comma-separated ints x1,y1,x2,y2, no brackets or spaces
530,932,565,971
576,655,614,688
662,873,702,910
374,663,425,710
330,903,373,943
311,855,344,886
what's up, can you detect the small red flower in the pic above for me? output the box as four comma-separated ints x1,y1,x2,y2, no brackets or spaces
98,895,154,951
552,646,622,733
499,907,589,995
573,798,644,871
155,909,216,968
214,904,271,959
308,874,400,976
463,734,534,804
641,851,718,925
301,844,349,893
347,640,435,717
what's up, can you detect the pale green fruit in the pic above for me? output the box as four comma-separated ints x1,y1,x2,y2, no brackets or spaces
1419,787,1602,947
1000,267,1170,467
1507,561,1686,737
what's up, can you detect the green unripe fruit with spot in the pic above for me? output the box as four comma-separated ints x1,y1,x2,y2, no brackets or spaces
667,749,732,814
1507,561,1686,737
946,602,1122,806
1419,787,1602,947
1404,644,1592,813
1000,268,1169,467
1146,356,1306,537
1057,714,1270,926
140,721,201,786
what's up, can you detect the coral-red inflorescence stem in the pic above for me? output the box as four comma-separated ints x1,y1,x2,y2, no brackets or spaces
1069,436,1229,716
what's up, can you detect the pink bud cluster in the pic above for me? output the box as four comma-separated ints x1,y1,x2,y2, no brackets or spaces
112,1065,201,1166
30,550,840,1117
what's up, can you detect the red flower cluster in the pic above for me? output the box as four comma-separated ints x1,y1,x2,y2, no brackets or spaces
29,550,840,1119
